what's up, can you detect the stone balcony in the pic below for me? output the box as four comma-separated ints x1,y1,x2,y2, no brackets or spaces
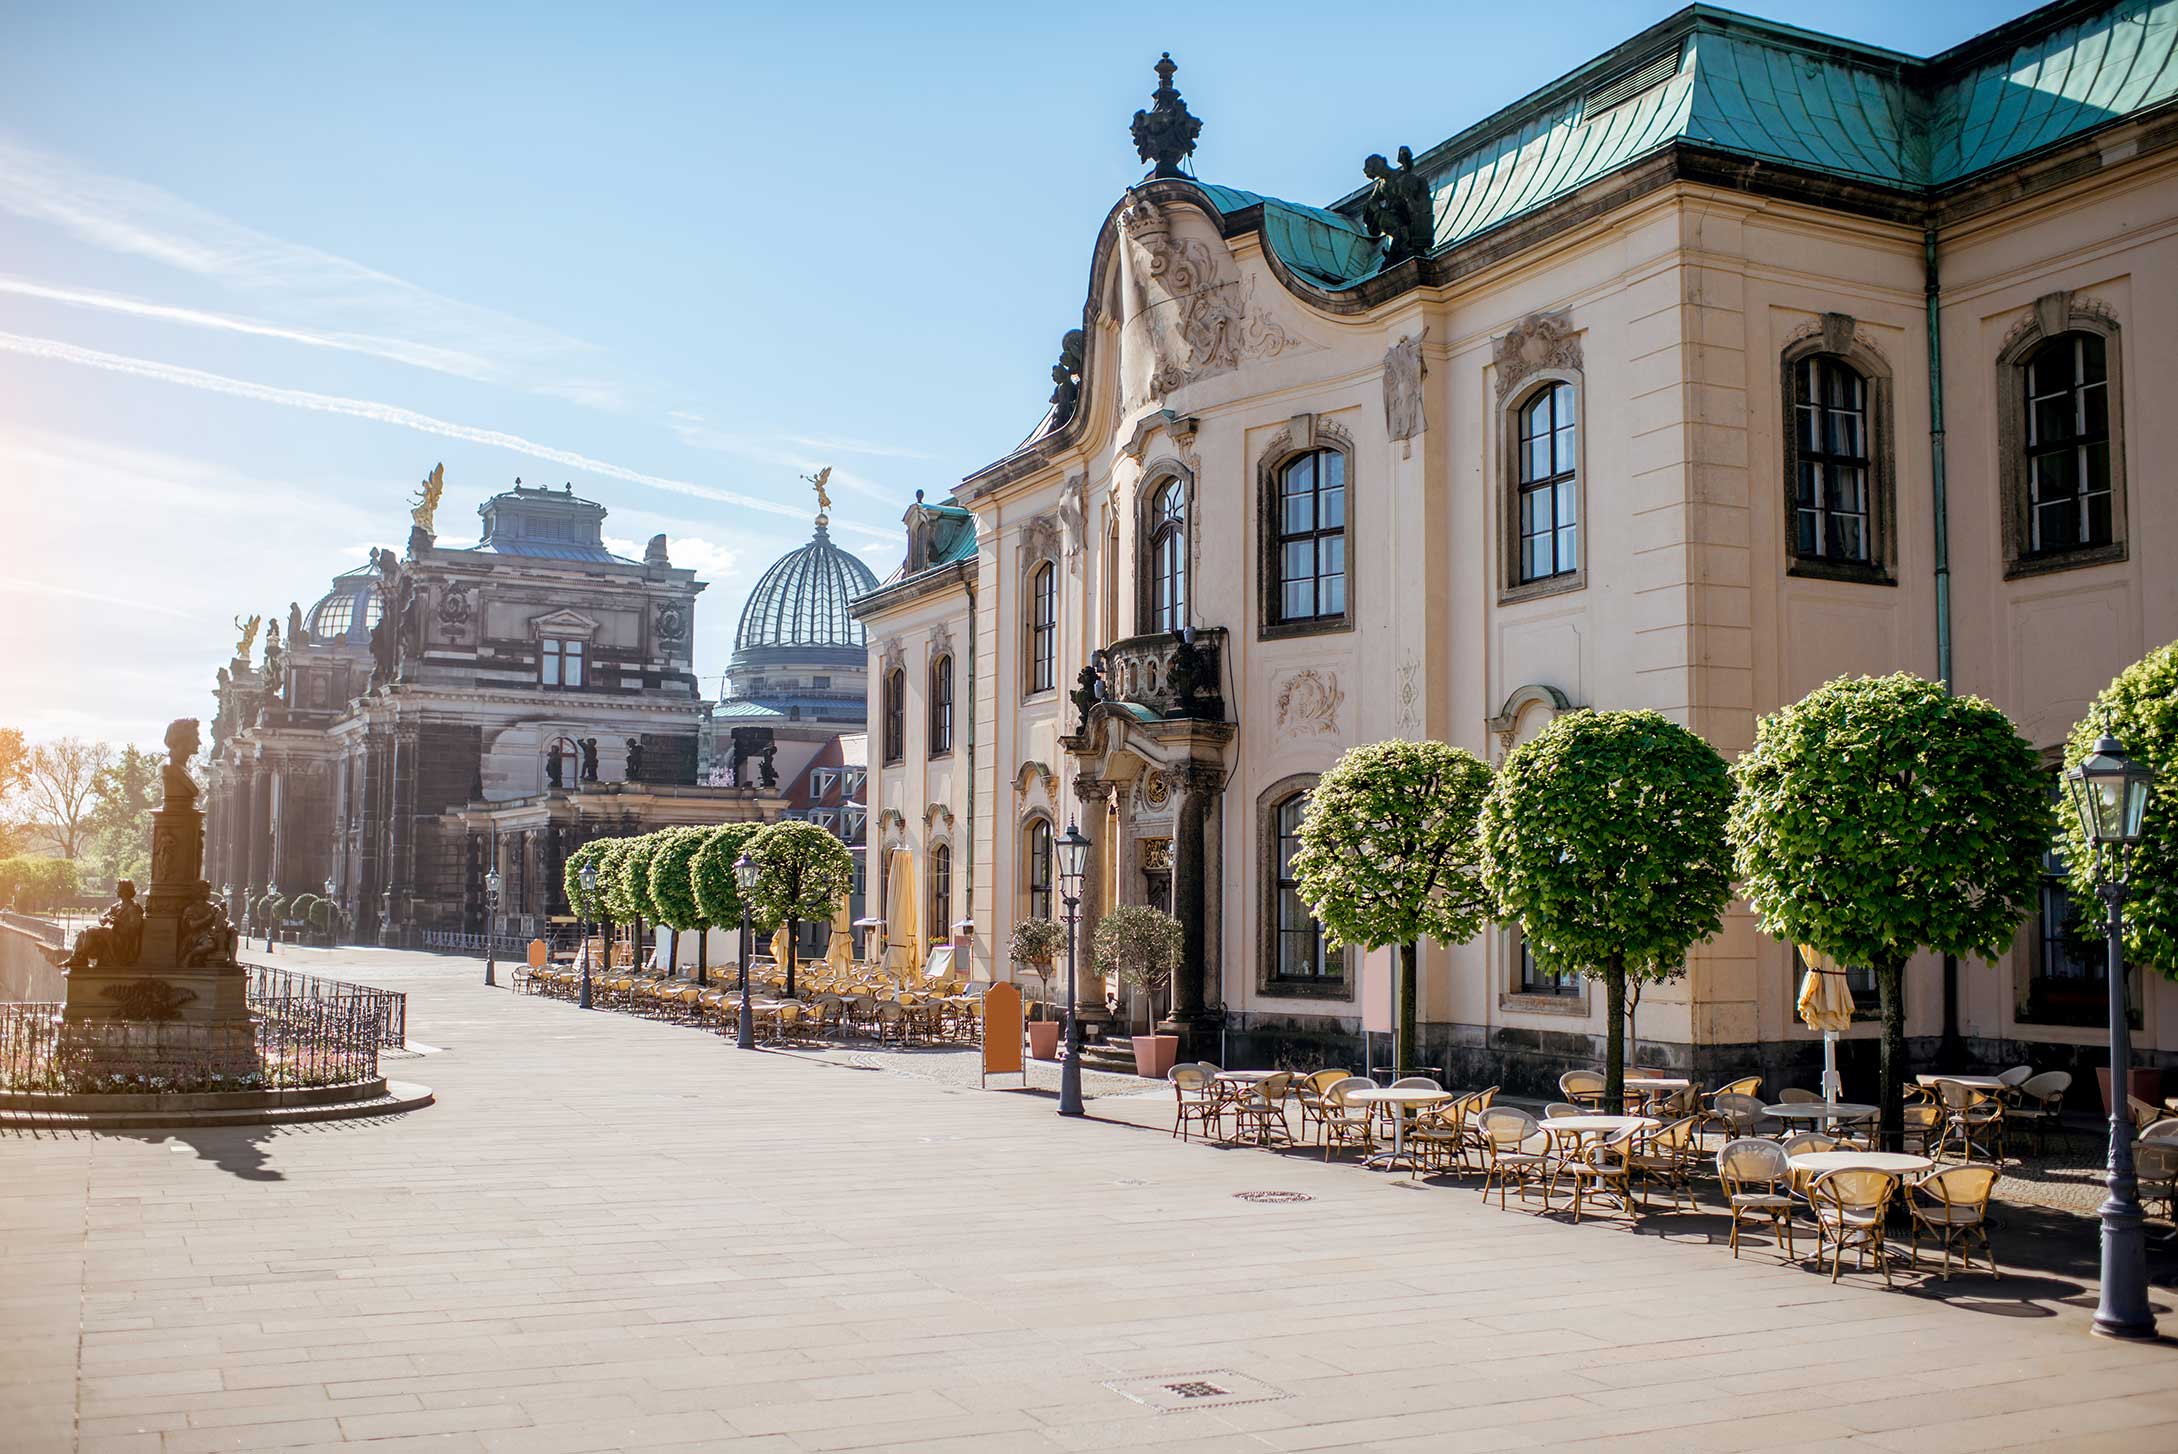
1094,627,1227,723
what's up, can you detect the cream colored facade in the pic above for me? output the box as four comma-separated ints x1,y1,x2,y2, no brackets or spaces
855,4,2178,1091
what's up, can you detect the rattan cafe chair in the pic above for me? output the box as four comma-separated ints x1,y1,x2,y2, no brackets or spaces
1717,1137,1797,1261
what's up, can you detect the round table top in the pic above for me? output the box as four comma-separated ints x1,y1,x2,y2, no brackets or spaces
1213,1069,1284,1084
1915,1074,2007,1089
1764,1101,1878,1120
1788,1150,1933,1175
1545,1114,1659,1134
1625,1077,1690,1090
1346,1087,1452,1106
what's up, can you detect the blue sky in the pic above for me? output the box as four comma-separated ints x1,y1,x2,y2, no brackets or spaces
0,0,2012,744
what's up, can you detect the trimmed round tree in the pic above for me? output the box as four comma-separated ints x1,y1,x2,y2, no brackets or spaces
2062,643,2178,974
648,826,714,979
1289,738,1495,1077
1731,673,2051,1150
587,839,630,962
742,821,855,998
1092,904,1183,1034
562,838,610,920
690,822,766,935
1482,710,1735,1113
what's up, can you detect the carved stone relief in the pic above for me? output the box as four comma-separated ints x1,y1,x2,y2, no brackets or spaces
1274,669,1344,739
1120,191,1299,403
926,620,955,660
1493,310,1583,401
878,637,907,677
1016,514,1062,570
1383,333,1426,442
1057,474,1086,572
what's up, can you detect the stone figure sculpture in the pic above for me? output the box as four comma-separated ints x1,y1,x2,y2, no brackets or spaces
287,600,306,646
1048,329,1086,426
1362,146,1434,265
757,745,779,789
624,737,645,782
162,718,200,806
410,462,445,535
1131,53,1202,179
1071,659,1105,734
545,740,565,789
177,897,238,969
579,738,600,782
64,880,145,972
259,621,283,709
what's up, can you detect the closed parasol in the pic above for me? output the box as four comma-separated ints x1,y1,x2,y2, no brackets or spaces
825,894,855,974
1796,947,1856,1105
884,847,919,982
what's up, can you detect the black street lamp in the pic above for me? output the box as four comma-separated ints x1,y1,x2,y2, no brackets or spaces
1056,819,1091,1118
483,868,501,988
577,861,598,1010
2064,730,2159,1341
734,852,760,1051
322,876,336,947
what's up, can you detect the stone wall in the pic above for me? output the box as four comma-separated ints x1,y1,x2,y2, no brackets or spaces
0,922,64,1003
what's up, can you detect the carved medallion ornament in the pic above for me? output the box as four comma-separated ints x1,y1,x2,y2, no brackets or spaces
1275,669,1344,739
1383,333,1426,442
437,587,472,640
1140,773,1171,809
1139,836,1173,871
1493,310,1582,402
655,601,688,643
1121,192,1296,401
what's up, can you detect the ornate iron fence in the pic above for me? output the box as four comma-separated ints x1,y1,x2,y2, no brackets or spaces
245,964,406,1048
419,928,534,957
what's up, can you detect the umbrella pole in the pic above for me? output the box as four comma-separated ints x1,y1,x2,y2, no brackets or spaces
1823,1030,1840,1106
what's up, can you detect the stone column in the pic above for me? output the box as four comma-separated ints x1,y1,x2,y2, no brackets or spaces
266,755,289,893
244,760,272,902
1163,762,1223,1048
1073,778,1113,1029
384,726,419,944
360,728,389,943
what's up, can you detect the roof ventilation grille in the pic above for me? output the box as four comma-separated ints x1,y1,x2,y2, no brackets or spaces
1579,46,1681,123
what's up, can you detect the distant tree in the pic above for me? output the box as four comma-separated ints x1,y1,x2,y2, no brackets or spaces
605,832,663,927
646,825,716,977
82,745,161,886
0,855,80,913
0,728,28,856
1731,674,2050,1150
1009,917,1065,1017
2062,643,2178,977
1092,905,1184,1034
742,822,855,998
18,738,114,860
1482,710,1735,1113
1289,739,1495,1077
689,822,767,933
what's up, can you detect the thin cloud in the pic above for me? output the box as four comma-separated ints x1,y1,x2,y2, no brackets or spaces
779,433,936,461
0,574,194,619
0,133,625,410
0,330,898,541
667,418,901,506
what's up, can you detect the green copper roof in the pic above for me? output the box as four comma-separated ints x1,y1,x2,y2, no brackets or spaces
1206,1,2178,292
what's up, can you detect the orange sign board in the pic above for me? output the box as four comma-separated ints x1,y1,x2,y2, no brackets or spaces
527,939,548,968
981,981,1024,1086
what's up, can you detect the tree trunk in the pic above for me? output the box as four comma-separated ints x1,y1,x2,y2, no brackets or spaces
786,920,799,998
697,928,708,987
1397,940,1418,1079
599,916,613,968
1604,953,1627,1116
1877,954,1907,1153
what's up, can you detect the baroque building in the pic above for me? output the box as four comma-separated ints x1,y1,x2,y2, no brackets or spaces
854,1,2178,1090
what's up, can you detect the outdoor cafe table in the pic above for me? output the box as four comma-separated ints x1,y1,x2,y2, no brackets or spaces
1345,1086,1453,1171
1543,1114,1658,1147
1915,1074,2007,1092
1765,1100,1879,1132
1787,1150,1933,1179
1212,1069,1283,1116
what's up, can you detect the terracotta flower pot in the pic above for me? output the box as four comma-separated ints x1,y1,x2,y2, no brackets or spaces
1026,1019,1060,1060
1132,1034,1179,1078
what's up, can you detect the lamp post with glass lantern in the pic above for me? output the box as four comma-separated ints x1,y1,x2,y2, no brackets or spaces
2064,730,2159,1341
323,876,336,946
577,861,598,1010
1056,820,1091,1118
483,868,501,987
734,852,760,1051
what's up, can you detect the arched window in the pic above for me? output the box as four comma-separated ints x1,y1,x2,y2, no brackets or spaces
1147,478,1187,633
1271,791,1330,981
2024,332,2112,555
882,668,905,764
1025,817,1054,920
929,842,952,940
928,654,953,756
1268,449,1347,627
1026,561,1057,695
1515,382,1578,584
1790,356,1870,564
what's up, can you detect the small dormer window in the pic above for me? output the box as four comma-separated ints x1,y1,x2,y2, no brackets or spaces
541,638,585,688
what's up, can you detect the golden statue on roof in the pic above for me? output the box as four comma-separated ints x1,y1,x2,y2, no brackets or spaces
803,466,834,523
232,613,261,660
410,462,446,535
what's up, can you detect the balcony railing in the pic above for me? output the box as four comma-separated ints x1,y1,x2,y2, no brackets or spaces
1093,627,1227,723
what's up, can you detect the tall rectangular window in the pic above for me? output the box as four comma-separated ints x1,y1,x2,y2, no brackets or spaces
1272,792,1336,980
2026,333,2112,555
1517,934,1579,996
1027,563,1057,695
1026,819,1054,921
1516,383,1578,583
929,655,953,756
1792,356,1871,564
1271,450,1347,625
541,638,584,688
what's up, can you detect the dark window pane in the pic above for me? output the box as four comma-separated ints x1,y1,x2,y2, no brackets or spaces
1321,573,1345,616
2082,379,2108,438
2086,485,2112,547
2079,333,2107,384
1319,483,1345,529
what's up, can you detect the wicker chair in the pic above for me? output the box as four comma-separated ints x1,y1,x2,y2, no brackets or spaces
2007,1071,2072,1155
1901,1103,1946,1158
1544,1101,1583,1120
1476,1106,1554,1211
1627,1115,1702,1212
1411,1092,1477,1175
1293,1069,1352,1142
1558,1126,1640,1224
1710,1093,1768,1142
1809,1168,1900,1285
1320,1077,1378,1162
2136,1140,2178,1224
1717,1138,1797,1261
2130,1094,2163,1131
1907,1165,1999,1278
1700,1078,1764,1142
1777,1087,1823,1105
1559,1070,1606,1110
1780,1131,1843,1158
1937,1080,2006,1163
1231,1072,1293,1147
1169,1066,1222,1142
2141,1117,2178,1143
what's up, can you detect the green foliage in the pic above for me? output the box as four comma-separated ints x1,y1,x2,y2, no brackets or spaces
257,892,285,925
2062,643,2178,975
563,839,612,919
606,832,664,924
287,893,319,924
1093,904,1182,1032
646,826,712,931
689,821,767,930
743,821,855,934
1289,738,1496,954
586,840,630,923
0,855,79,912
308,897,335,932
1730,673,2051,1147
1009,917,1064,967
81,745,160,887
1483,710,1735,1111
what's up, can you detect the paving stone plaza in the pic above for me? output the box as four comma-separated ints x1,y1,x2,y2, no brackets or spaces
3,946,2174,1454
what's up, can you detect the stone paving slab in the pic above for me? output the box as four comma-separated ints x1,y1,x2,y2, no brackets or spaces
2,946,2173,1453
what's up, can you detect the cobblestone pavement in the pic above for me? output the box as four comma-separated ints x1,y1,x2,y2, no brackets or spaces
4,947,2175,1454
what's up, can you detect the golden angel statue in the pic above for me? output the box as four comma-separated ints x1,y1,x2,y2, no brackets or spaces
232,613,262,660
803,466,833,520
410,462,446,535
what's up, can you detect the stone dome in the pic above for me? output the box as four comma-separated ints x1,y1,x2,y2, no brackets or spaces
733,522,879,659
304,563,384,645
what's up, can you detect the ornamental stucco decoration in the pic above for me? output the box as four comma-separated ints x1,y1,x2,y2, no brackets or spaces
1383,333,1426,442
1998,290,2119,358
1058,474,1086,572
1493,310,1582,402
1017,514,1062,570
926,620,955,660
655,601,688,643
1275,668,1344,739
879,637,907,678
1120,191,1296,400
1014,759,1059,803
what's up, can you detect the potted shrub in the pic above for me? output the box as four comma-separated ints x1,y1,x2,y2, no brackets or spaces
1095,905,1183,1077
1010,918,1063,1059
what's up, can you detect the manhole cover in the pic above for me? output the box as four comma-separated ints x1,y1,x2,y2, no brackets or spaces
1233,1190,1311,1203
1105,1369,1289,1413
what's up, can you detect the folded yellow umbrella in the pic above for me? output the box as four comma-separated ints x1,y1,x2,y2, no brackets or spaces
1797,947,1855,1103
